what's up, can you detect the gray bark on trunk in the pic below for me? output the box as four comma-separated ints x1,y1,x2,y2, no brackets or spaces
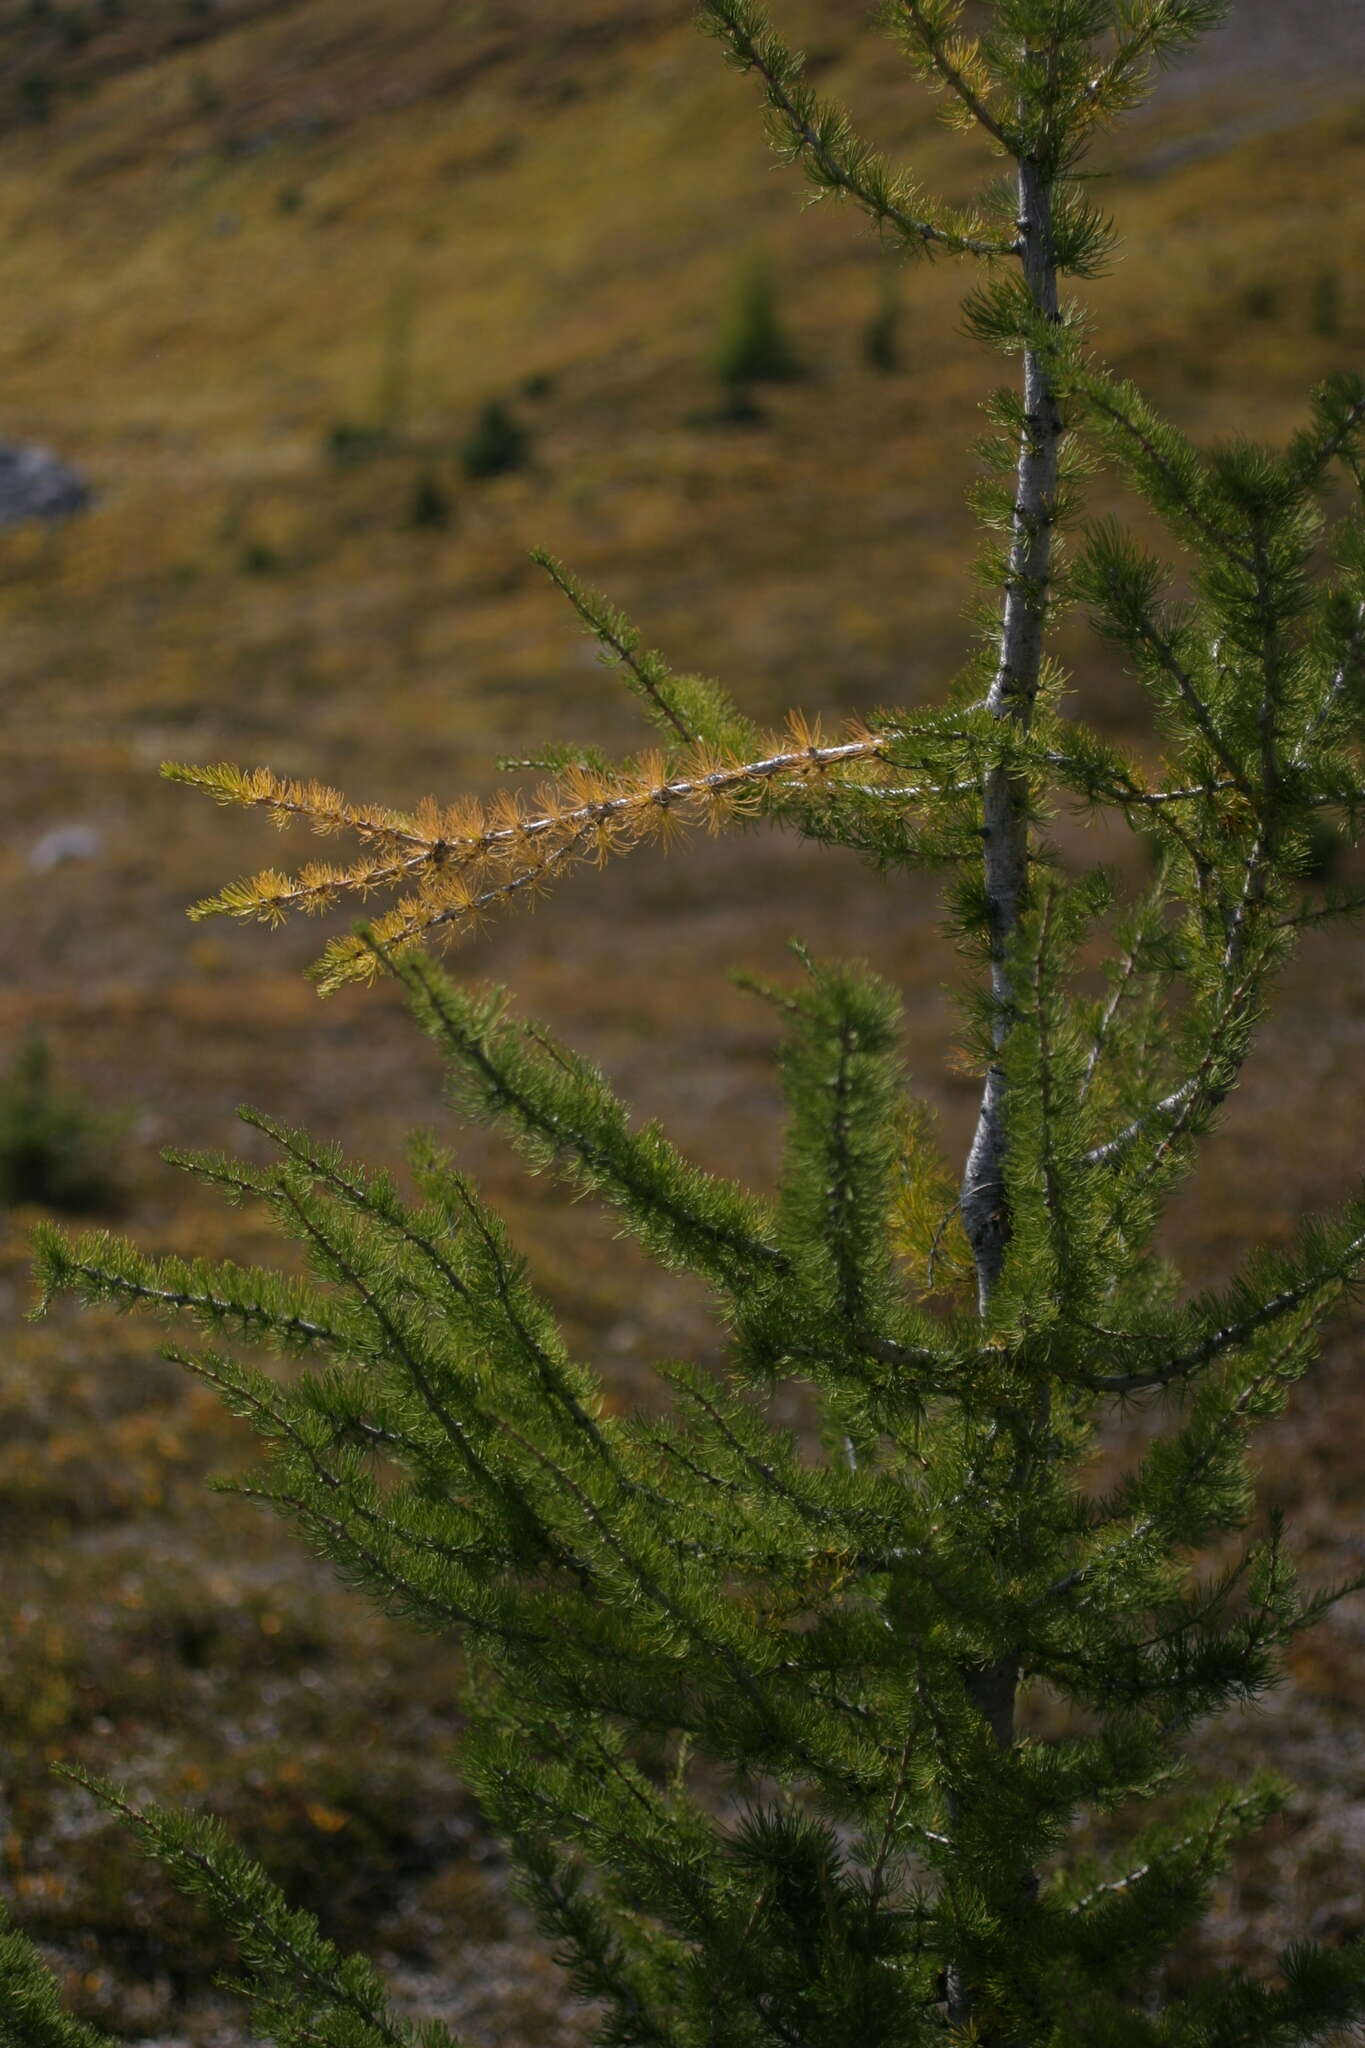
961,156,1063,1309
947,150,1062,2044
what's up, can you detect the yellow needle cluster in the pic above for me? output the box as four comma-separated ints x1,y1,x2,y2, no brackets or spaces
165,718,896,991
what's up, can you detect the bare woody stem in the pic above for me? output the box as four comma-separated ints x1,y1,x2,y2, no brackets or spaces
960,155,1063,1311
947,150,1063,2045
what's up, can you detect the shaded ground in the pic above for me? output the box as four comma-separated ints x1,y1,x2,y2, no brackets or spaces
1,2,1364,2039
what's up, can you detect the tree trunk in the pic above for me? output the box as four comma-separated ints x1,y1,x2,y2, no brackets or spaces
948,148,1062,2043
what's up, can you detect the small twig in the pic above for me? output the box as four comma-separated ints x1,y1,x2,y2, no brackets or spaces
893,0,1013,149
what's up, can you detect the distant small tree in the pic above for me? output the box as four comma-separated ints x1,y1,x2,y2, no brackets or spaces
861,264,904,373
458,395,530,480
13,4,1365,2046
711,249,804,406
0,1027,119,1213
1311,265,1343,340
406,465,454,530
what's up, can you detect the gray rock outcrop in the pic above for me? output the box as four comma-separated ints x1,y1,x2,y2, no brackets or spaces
0,439,91,530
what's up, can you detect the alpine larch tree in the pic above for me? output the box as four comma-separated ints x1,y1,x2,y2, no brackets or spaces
9,3,1365,2044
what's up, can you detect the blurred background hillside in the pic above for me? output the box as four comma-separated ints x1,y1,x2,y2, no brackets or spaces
2,0,1364,2039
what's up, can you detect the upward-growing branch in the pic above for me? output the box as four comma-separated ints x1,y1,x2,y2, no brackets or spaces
960,155,1064,1308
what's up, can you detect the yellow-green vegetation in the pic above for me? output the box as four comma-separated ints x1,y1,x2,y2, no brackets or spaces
3,1,1365,2038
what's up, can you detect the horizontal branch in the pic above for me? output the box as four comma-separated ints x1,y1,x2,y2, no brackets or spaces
1078,1227,1365,1395
1083,1078,1198,1167
33,1231,346,1352
1275,891,1365,932
1045,753,1239,809
172,719,926,989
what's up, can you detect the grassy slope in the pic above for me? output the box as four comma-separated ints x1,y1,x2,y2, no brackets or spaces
2,2,1364,2038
